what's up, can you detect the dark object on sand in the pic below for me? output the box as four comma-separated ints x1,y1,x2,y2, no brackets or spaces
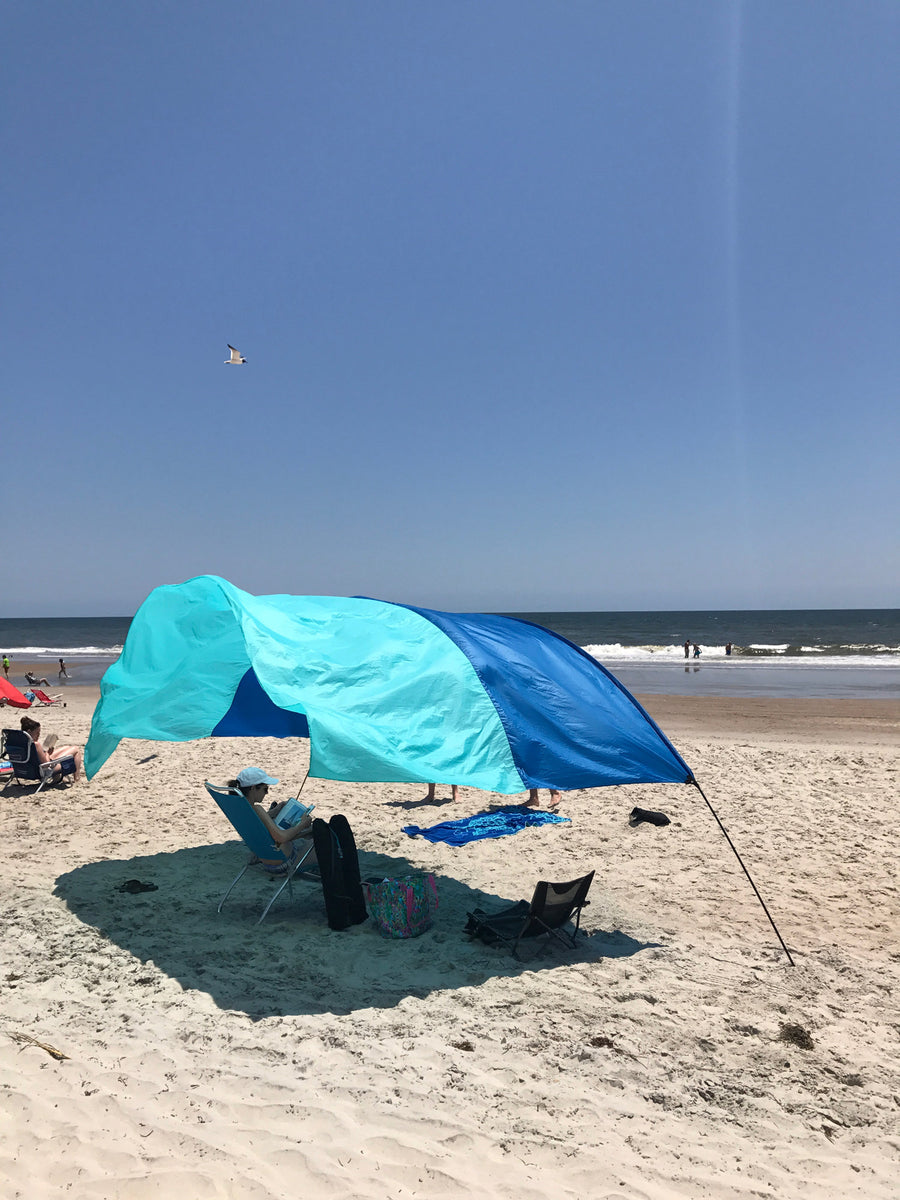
630,807,671,827
312,815,367,930
778,1023,814,1050
117,879,158,893
465,871,594,959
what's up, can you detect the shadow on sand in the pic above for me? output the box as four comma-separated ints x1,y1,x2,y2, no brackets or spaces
54,840,659,1018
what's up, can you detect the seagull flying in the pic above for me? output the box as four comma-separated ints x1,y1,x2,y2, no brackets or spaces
225,344,247,365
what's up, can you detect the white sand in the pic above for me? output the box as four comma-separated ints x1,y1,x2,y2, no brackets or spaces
2,689,898,1199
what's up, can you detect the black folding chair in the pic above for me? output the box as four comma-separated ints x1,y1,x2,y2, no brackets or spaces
465,871,595,959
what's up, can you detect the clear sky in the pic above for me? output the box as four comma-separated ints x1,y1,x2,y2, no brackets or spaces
6,2,898,616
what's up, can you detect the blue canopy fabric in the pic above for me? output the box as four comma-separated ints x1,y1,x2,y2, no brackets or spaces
84,575,693,791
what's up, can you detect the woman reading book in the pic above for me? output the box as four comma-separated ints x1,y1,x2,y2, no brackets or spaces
19,716,84,783
227,766,316,875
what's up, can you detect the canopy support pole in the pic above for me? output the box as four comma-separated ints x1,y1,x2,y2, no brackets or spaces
691,779,794,967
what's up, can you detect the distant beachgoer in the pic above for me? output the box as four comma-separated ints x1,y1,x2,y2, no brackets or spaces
527,788,561,810
24,671,51,687
692,643,701,659
725,642,732,656
58,658,69,679
19,716,83,783
2,656,9,679
424,783,459,802
683,640,691,659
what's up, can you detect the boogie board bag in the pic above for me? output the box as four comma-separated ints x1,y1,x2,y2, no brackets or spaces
312,815,368,931
363,874,439,939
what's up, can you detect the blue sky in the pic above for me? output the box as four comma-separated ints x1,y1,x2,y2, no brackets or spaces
6,2,898,616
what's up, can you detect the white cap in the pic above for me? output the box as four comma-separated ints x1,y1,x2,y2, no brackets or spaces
236,767,279,789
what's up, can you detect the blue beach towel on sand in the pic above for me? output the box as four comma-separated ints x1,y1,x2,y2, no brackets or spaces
403,805,570,846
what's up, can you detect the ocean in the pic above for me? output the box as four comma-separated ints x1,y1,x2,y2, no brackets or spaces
504,609,900,700
1,609,898,699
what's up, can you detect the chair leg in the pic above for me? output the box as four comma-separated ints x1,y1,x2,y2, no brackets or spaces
466,911,530,958
219,842,317,924
217,861,253,913
528,910,584,951
572,906,585,938
4,776,45,795
259,874,292,924
257,840,316,925
35,763,60,793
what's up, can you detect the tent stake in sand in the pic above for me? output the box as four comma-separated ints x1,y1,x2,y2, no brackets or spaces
692,780,795,966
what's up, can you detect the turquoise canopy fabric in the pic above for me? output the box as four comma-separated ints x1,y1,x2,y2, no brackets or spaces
84,575,693,791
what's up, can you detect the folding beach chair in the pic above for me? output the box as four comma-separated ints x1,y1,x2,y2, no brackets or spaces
205,781,318,924
465,871,595,959
0,728,77,793
28,689,65,707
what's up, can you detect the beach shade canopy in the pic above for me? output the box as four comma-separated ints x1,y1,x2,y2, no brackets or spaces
84,575,694,791
0,678,32,709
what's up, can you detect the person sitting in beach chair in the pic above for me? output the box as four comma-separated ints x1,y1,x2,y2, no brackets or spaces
223,767,316,874
24,672,51,688
206,767,319,924
2,722,79,792
18,716,83,783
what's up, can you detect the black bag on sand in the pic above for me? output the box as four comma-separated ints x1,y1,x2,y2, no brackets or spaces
328,814,368,925
312,816,368,931
629,807,671,827
464,900,530,945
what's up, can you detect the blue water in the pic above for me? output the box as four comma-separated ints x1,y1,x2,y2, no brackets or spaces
506,609,900,699
1,610,898,699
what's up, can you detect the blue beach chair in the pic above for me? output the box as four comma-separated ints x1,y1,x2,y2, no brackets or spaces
1,729,77,793
205,781,318,924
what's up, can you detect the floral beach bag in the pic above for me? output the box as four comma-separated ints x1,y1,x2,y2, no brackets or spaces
363,874,439,939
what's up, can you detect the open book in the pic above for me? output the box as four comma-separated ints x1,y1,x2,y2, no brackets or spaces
273,797,315,830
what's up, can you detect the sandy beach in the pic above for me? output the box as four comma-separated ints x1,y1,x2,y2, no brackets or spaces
1,687,898,1199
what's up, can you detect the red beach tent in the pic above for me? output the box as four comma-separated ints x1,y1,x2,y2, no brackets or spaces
0,678,31,709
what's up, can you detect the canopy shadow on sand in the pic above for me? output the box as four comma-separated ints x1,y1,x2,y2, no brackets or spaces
54,842,659,1018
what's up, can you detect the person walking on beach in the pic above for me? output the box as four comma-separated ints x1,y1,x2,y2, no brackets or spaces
2,656,9,679
58,658,69,679
683,639,691,659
